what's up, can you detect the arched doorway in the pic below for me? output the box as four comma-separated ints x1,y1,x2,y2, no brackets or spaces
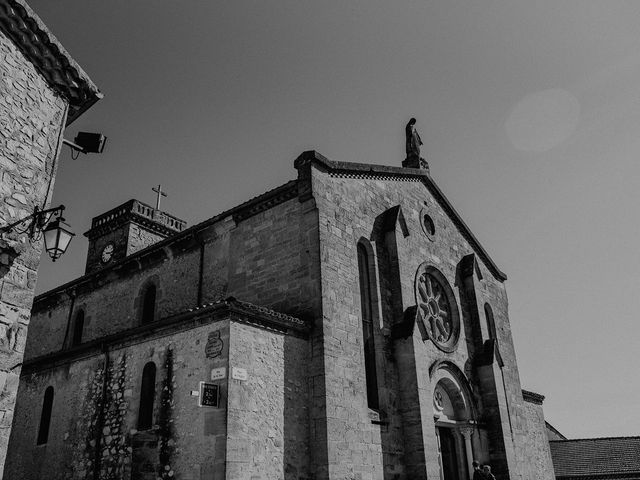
432,365,477,480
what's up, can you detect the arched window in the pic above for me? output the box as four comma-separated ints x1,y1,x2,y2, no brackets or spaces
484,303,497,340
71,310,85,347
357,243,379,410
141,284,157,324
137,362,156,430
37,386,54,445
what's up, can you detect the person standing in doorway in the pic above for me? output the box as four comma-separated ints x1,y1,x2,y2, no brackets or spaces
482,465,496,480
472,460,485,480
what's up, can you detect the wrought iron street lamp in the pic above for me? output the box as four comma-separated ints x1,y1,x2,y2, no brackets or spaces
0,205,75,261
42,214,75,261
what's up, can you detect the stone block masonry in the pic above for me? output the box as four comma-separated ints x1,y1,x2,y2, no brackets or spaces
296,151,555,480
0,1,101,475
0,28,68,474
5,301,310,480
226,321,309,480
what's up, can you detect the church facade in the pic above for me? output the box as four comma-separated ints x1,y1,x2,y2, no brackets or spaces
6,151,555,480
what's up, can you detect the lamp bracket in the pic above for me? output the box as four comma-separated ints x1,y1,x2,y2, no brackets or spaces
0,205,66,240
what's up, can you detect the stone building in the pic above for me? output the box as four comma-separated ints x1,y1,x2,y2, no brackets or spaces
6,151,555,480
0,0,100,474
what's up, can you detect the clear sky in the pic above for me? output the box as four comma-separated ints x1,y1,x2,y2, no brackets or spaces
31,0,640,439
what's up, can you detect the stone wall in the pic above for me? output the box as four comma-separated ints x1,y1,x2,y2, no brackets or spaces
27,191,321,360
302,157,542,480
126,223,167,256
220,192,321,320
85,223,132,273
6,318,232,480
26,246,202,358
226,321,308,479
0,28,68,475
6,311,308,480
84,221,169,274
520,398,556,480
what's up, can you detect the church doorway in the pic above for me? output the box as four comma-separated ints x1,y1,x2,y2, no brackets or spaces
437,426,463,480
432,365,478,480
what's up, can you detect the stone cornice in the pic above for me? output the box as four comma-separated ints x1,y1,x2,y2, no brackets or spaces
294,150,507,282
295,150,430,181
522,389,545,405
33,180,299,309
22,298,310,374
231,182,298,222
0,0,102,124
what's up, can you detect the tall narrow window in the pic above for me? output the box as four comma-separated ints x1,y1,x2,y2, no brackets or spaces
137,362,156,430
37,386,54,445
357,243,379,410
71,310,85,347
484,303,497,340
141,285,156,324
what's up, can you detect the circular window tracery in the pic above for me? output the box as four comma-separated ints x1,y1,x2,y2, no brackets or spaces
433,388,445,412
415,266,460,352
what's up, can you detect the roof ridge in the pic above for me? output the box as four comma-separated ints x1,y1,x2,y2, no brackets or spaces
550,435,640,442
186,296,305,326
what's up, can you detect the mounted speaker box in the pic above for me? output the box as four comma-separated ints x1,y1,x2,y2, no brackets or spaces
74,132,107,153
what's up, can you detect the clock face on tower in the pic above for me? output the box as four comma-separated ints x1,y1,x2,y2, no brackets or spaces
101,243,115,264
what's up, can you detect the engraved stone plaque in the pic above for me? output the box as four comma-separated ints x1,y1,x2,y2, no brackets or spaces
205,330,223,358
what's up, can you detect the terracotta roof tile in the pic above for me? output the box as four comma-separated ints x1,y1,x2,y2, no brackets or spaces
0,0,102,123
550,437,640,478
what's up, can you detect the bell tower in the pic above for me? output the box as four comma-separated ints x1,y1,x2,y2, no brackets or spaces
83,198,186,274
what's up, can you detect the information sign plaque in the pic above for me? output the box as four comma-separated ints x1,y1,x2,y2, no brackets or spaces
198,382,220,407
232,367,248,381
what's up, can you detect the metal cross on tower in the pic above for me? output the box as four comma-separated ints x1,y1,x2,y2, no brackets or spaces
152,184,167,210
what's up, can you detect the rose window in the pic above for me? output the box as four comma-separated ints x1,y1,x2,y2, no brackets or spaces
415,268,460,351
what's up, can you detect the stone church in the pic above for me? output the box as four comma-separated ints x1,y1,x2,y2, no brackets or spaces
5,151,556,480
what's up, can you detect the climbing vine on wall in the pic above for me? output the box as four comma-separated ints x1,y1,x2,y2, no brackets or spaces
158,347,176,479
82,361,106,479
99,353,130,479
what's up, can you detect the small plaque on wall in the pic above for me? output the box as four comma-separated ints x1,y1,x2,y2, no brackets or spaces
231,367,248,381
198,382,220,407
210,367,226,381
205,331,224,358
